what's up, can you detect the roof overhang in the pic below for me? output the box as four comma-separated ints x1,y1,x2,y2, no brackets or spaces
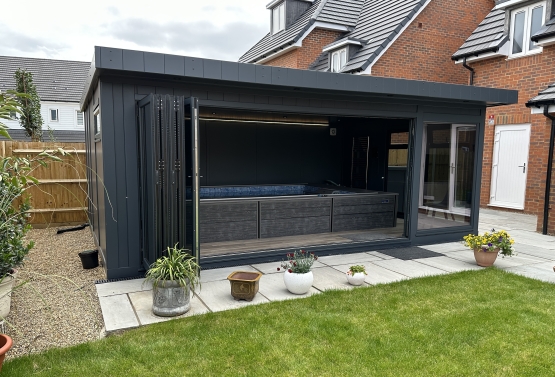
452,38,510,63
493,0,529,10
267,0,313,8
81,47,519,111
534,34,555,46
529,104,555,114
322,39,363,52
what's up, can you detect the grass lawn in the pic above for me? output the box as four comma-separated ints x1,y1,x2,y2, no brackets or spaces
5,268,555,376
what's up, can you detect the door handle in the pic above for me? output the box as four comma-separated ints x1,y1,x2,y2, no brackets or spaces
518,163,526,173
451,163,455,173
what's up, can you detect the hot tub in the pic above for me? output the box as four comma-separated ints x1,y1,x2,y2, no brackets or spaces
194,184,398,244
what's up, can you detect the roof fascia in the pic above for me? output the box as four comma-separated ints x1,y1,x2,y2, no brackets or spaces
534,33,555,45
453,40,510,63
322,39,362,52
256,44,301,64
493,0,530,9
530,104,555,113
357,0,432,75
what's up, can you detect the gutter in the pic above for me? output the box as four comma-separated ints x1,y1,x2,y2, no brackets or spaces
462,57,475,86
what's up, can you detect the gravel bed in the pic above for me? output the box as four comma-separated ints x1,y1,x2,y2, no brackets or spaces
5,227,105,360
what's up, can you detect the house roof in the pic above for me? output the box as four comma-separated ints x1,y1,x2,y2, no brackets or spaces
240,0,428,72
531,16,555,42
310,0,429,72
526,82,555,107
0,55,89,103
452,9,507,60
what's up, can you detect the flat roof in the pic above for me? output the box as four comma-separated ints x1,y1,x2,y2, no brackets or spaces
81,46,518,110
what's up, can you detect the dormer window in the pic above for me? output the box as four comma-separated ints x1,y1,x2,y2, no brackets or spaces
510,2,545,57
331,48,347,73
272,2,285,34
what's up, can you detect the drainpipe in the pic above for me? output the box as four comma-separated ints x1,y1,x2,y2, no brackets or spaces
462,57,474,86
542,105,555,235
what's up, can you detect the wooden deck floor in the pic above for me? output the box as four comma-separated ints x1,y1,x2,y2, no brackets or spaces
201,221,405,257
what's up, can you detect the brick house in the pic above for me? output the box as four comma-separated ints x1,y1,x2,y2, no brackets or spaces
453,0,555,233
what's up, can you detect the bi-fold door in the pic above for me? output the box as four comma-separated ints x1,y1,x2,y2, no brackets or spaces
137,94,200,269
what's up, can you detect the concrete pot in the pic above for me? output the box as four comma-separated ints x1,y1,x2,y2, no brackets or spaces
227,271,262,301
347,272,366,286
0,271,17,319
283,270,313,295
473,248,499,267
0,334,12,372
152,280,191,317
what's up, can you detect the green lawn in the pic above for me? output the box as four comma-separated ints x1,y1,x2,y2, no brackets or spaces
6,268,555,376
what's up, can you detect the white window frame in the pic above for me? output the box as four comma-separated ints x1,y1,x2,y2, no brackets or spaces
272,2,285,35
330,48,347,73
49,108,59,122
509,1,546,58
76,110,84,127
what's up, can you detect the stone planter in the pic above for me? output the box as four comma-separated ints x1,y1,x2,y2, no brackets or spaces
0,271,17,319
152,280,190,317
227,271,262,301
283,270,313,295
347,272,366,286
473,248,499,267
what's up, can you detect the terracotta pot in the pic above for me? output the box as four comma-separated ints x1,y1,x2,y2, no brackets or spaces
473,248,499,267
0,334,13,372
0,271,17,319
347,272,366,286
283,270,313,295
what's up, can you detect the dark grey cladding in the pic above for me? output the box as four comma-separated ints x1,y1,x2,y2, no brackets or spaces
0,55,89,102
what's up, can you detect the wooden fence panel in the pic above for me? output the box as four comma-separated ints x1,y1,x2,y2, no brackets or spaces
0,141,88,225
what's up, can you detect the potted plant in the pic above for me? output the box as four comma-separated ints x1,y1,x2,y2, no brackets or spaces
346,265,367,286
144,245,200,317
463,229,515,267
278,250,317,295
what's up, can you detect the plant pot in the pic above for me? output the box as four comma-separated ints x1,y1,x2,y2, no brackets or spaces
0,334,12,372
473,248,499,267
347,272,366,286
152,280,190,317
0,271,17,319
78,250,99,269
283,270,313,295
227,271,262,301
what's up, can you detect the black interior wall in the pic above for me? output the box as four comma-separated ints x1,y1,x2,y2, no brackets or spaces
201,120,342,185
338,118,411,191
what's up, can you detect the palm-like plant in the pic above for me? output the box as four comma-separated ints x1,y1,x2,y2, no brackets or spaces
144,245,200,291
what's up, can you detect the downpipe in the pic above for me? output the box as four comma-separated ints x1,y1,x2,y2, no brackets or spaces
462,57,474,86
542,106,555,235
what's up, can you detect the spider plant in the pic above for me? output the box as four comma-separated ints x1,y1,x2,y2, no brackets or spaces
144,245,200,291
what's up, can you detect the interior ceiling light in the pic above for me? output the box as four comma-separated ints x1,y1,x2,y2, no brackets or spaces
199,118,328,127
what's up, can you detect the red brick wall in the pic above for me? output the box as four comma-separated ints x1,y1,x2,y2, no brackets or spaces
469,45,555,232
264,28,343,69
371,0,494,83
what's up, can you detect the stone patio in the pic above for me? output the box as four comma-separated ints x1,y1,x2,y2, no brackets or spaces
97,209,555,333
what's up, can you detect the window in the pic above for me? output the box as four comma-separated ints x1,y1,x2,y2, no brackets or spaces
510,2,545,57
50,108,59,122
9,111,17,120
94,107,101,141
331,48,347,72
272,2,285,34
76,111,84,126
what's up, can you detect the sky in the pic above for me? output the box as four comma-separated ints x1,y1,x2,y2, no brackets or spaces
0,0,270,63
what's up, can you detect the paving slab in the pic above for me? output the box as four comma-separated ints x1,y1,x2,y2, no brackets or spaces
311,266,357,291
515,246,555,260
331,263,407,285
96,279,152,297
317,252,384,266
373,259,448,278
128,290,210,325
367,251,396,260
413,256,482,272
488,253,549,268
196,279,270,312
504,262,555,284
99,294,139,332
258,272,321,301
251,260,326,275
200,265,258,283
419,242,467,253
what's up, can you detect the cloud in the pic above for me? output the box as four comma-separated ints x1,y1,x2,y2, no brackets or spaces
101,18,267,61
0,24,69,57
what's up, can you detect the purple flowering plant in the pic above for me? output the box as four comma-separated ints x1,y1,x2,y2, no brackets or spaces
463,228,515,257
277,249,317,274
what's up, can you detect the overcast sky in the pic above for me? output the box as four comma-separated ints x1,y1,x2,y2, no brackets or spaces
0,0,270,63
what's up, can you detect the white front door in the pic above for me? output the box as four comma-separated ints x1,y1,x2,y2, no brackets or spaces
489,124,531,209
